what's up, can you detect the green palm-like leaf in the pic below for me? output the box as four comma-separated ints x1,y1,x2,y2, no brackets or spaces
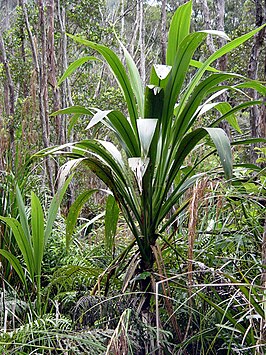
106,111,140,157
50,105,91,117
44,177,72,245
0,217,34,280
171,73,235,142
162,32,207,136
66,190,98,249
16,184,31,243
166,1,192,66
57,56,100,86
205,127,232,179
0,249,27,286
105,194,119,252
119,39,144,117
67,34,139,136
31,192,44,277
180,24,266,108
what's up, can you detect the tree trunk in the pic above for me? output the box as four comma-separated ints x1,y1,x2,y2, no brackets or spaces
130,2,139,58
47,0,64,146
39,0,55,194
57,0,75,206
19,19,28,97
121,0,125,40
0,31,15,166
161,0,167,64
247,0,266,164
199,0,216,55
21,0,54,194
199,0,231,138
139,0,145,84
213,0,231,139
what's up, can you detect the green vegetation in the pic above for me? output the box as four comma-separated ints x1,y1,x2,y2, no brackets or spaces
0,1,265,354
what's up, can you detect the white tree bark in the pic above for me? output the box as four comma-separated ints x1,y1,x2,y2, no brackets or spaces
198,0,216,54
0,31,15,164
161,0,167,64
247,0,266,163
21,0,54,194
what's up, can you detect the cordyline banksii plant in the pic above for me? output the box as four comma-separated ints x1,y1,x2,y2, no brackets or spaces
48,1,265,314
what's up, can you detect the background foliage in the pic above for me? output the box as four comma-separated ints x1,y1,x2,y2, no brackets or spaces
0,1,265,354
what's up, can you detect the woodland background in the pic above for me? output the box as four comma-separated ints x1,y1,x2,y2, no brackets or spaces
0,0,265,354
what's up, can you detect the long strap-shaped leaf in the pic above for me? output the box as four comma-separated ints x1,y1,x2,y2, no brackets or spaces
50,105,91,116
179,24,266,111
166,1,192,66
169,127,232,185
66,141,141,227
16,185,31,243
44,177,72,245
80,157,142,240
0,250,27,286
67,34,139,137
105,194,119,253
158,149,217,227
57,56,100,86
210,100,262,127
156,173,202,231
162,32,207,138
205,127,232,179
66,189,98,249
154,127,232,219
31,192,44,277
85,109,140,157
0,217,35,280
154,31,208,191
171,73,235,144
75,141,128,183
118,39,144,117
106,111,140,157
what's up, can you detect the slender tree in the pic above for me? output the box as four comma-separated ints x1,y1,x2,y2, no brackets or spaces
248,0,266,163
0,31,15,165
161,0,167,64
20,0,55,193
47,0,64,146
199,0,216,54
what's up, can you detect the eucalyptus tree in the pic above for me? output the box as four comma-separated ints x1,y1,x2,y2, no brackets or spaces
49,1,265,314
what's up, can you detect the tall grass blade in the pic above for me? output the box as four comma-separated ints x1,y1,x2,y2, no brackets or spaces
105,194,119,253
0,249,27,286
44,177,72,245
66,189,98,249
57,56,100,86
31,192,44,277
166,0,192,65
15,185,30,243
0,217,34,280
